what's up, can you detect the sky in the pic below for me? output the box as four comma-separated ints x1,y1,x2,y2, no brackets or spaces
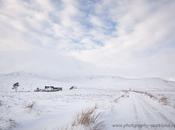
0,0,175,79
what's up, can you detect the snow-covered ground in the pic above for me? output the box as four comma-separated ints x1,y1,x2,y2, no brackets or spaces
0,72,175,130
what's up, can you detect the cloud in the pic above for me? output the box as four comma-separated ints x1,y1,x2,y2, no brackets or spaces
0,0,175,79
0,49,99,77
71,0,175,79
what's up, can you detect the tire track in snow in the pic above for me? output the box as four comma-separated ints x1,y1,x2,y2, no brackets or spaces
130,94,142,130
130,93,158,130
136,94,160,121
136,93,175,125
130,94,139,121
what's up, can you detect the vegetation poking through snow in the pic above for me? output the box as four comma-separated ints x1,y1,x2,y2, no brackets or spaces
159,96,168,105
25,102,35,109
8,119,16,129
114,94,129,103
0,118,16,130
0,100,2,106
61,106,105,130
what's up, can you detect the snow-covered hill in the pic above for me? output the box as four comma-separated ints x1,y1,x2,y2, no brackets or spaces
61,75,175,91
0,72,175,130
0,72,70,91
0,72,175,91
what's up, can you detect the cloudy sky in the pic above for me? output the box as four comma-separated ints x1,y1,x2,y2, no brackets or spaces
0,0,175,79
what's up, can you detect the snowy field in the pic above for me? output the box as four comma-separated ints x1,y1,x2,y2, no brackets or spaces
0,73,175,130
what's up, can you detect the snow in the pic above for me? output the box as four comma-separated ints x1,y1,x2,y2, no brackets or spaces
0,72,175,130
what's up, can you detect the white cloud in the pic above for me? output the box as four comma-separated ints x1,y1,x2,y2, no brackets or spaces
0,0,175,79
71,0,175,79
0,50,98,77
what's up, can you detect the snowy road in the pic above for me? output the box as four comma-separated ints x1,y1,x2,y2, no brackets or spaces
106,91,175,130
